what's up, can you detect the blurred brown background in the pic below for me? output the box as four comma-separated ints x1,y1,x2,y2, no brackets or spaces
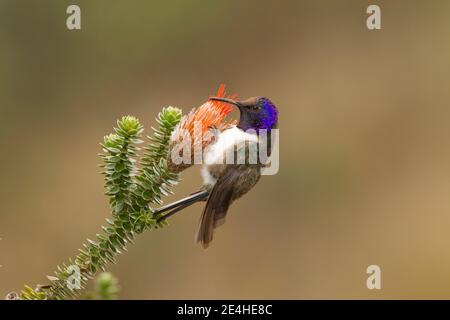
1,0,450,299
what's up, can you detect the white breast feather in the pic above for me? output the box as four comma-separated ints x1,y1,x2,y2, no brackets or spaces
201,126,258,187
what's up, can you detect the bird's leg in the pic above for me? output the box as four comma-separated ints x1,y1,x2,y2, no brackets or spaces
153,190,209,220
156,201,197,222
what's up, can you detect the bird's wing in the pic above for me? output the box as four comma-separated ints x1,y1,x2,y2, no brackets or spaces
196,166,244,248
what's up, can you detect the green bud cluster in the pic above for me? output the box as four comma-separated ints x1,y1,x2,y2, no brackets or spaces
20,107,182,300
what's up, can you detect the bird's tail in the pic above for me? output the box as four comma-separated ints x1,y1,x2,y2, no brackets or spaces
195,184,234,248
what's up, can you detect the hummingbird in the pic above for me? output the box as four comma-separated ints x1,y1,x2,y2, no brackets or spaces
155,96,279,248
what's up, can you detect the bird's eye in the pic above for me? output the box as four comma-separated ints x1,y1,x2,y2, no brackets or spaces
252,105,260,110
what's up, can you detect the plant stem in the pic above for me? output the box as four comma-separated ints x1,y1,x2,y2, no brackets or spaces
20,107,182,300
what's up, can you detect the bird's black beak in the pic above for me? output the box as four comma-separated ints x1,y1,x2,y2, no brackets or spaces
209,97,243,110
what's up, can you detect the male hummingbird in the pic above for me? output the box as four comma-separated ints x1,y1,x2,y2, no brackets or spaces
156,96,279,248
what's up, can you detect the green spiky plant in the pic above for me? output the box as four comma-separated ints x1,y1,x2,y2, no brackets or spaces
94,272,120,300
19,107,182,300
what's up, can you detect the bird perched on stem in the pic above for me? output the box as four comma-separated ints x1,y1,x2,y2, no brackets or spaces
157,87,278,248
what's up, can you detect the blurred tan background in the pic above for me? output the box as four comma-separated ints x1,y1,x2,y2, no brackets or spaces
1,0,450,299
